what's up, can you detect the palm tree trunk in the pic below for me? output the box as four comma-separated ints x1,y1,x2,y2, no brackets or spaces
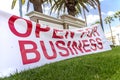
109,23,114,45
65,0,76,16
97,0,104,31
30,0,43,13
83,8,87,27
67,9,76,16
19,0,23,17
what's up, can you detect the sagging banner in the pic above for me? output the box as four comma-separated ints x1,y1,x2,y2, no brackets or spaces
0,10,111,78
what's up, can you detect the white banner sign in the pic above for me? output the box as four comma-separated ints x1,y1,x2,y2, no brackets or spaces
0,10,111,77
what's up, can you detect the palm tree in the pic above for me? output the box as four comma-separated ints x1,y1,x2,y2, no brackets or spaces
29,0,44,13
81,0,98,27
104,16,114,45
19,0,23,17
65,0,78,16
51,0,101,27
91,21,100,26
82,8,87,26
114,11,120,22
51,0,100,17
50,0,78,17
96,0,104,31
80,0,104,31
12,0,103,29
11,0,25,17
11,0,52,16
11,0,44,13
29,0,53,12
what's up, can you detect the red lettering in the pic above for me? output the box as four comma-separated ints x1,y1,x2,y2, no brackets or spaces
35,24,50,38
93,26,100,36
70,31,75,38
40,41,57,59
86,28,92,38
19,40,40,65
82,40,91,52
65,31,69,39
56,41,69,57
8,15,32,37
65,31,75,39
72,41,84,54
89,39,97,51
52,29,64,39
80,31,87,38
67,41,75,55
96,38,103,49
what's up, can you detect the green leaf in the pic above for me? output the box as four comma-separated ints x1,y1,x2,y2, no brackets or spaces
11,0,17,9
22,0,25,5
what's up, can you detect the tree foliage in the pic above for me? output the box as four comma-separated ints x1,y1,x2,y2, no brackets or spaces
104,16,114,24
11,0,25,9
114,11,120,21
104,16,114,45
50,0,99,16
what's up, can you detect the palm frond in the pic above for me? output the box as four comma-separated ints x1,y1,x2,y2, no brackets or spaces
11,0,17,9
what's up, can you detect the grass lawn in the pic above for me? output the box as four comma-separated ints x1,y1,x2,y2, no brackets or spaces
1,46,120,80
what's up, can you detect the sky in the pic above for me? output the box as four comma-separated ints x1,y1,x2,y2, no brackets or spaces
0,0,120,33
84,0,120,33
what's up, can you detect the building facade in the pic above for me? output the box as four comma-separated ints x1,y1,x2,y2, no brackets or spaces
105,25,120,46
27,11,85,29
